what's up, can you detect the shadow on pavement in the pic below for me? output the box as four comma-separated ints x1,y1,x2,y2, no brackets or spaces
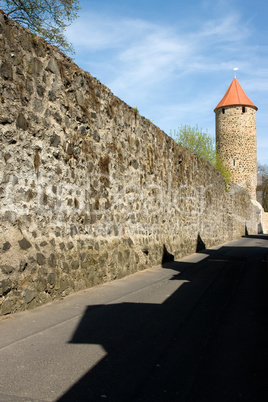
57,236,268,402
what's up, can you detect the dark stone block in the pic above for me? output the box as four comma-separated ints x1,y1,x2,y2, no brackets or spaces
0,279,12,296
40,241,48,247
67,242,74,250
66,143,74,155
24,289,36,304
48,273,56,286
130,159,139,169
48,91,57,101
79,253,86,261
4,152,11,163
70,225,78,237
16,113,28,130
54,112,62,124
93,130,100,142
50,238,56,246
62,262,69,273
77,240,85,248
1,299,12,315
2,242,11,251
34,99,43,113
33,40,46,58
26,79,34,95
12,176,18,185
113,225,119,236
0,61,13,80
36,253,46,266
0,265,14,274
90,214,97,224
76,90,84,106
37,85,45,97
46,58,60,75
118,252,123,263
71,261,79,270
50,134,61,147
48,253,56,267
134,253,140,264
79,125,87,136
28,58,43,75
19,261,28,272
18,238,32,250
127,238,134,247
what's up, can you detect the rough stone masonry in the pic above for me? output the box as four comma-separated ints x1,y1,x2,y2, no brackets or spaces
0,11,259,315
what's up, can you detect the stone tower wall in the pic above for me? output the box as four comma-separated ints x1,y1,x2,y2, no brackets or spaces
215,105,257,199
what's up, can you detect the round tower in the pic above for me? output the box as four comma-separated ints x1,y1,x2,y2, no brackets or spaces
214,78,258,199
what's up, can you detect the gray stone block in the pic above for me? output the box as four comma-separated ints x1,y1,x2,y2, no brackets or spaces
0,279,12,296
16,113,28,130
36,253,46,266
2,242,11,251
18,238,32,250
0,265,14,275
24,289,36,304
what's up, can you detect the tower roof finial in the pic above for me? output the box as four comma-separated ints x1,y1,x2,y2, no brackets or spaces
233,67,238,78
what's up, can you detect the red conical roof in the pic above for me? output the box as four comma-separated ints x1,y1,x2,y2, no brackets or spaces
214,78,257,111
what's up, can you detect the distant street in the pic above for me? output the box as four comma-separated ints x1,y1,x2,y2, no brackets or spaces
0,235,267,401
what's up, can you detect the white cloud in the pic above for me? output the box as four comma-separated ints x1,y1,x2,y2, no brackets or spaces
66,10,259,96
199,13,250,42
66,6,268,163
66,14,161,51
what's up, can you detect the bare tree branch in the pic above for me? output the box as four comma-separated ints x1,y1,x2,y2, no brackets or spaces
0,0,80,54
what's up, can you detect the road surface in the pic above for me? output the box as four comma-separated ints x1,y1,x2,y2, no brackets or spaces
0,235,267,401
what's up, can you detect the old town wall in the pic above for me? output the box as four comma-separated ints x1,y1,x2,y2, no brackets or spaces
0,12,259,315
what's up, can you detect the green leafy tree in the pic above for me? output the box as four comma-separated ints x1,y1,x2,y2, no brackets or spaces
172,124,230,183
172,124,215,165
214,153,231,184
0,0,80,54
257,163,268,211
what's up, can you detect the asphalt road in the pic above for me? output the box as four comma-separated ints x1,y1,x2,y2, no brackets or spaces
0,235,267,402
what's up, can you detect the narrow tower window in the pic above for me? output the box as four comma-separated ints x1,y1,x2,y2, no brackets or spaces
222,108,225,114
233,159,236,167
242,106,246,113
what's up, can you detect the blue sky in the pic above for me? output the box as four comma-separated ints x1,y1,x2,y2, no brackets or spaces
66,0,268,164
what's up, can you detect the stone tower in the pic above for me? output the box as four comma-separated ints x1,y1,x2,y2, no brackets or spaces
214,78,258,199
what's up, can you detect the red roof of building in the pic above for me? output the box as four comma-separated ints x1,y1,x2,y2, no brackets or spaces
214,78,257,111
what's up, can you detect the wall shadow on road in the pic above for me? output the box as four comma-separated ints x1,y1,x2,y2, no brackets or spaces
57,236,268,401
243,234,268,241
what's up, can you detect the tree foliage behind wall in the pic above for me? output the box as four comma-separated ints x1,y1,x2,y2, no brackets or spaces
172,124,231,184
0,0,80,54
257,163,268,211
173,124,215,165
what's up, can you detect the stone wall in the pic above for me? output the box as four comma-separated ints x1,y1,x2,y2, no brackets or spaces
263,213,268,234
0,11,259,315
215,105,257,199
